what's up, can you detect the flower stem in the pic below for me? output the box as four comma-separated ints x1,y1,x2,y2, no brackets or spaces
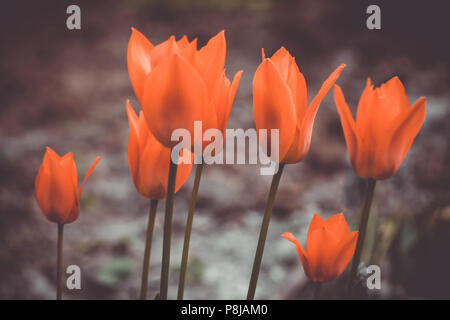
56,223,64,300
160,150,179,300
140,199,159,300
247,163,285,300
177,163,204,300
347,178,376,295
313,282,322,300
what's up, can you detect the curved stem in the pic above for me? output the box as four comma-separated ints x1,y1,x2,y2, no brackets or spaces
247,163,285,300
56,223,64,300
177,163,204,300
347,178,376,295
140,199,159,300
160,150,179,300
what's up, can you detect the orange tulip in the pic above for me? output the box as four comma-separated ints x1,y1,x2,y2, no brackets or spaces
34,147,100,224
127,28,242,148
126,100,193,199
334,77,426,180
282,213,358,283
253,47,345,163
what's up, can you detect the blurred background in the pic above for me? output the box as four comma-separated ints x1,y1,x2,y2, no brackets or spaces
0,0,449,299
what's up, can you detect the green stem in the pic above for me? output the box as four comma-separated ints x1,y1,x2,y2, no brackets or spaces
140,199,159,300
247,163,285,300
313,282,322,300
177,163,204,300
347,178,376,295
160,149,179,300
56,223,64,300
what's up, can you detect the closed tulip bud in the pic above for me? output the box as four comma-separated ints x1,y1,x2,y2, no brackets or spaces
253,47,345,163
282,213,358,283
334,77,426,180
34,147,100,224
126,100,193,199
127,28,242,148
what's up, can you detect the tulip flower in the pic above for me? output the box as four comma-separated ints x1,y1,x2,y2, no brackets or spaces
333,77,426,294
127,100,192,299
35,147,100,225
34,147,100,300
282,213,358,283
253,47,345,163
334,77,426,180
126,100,193,200
127,27,242,148
128,28,242,299
247,47,345,300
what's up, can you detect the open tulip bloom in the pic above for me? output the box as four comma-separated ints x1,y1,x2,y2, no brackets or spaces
247,47,345,300
34,147,100,299
334,77,426,181
253,47,345,164
333,76,426,293
282,213,358,298
127,27,242,149
127,28,242,299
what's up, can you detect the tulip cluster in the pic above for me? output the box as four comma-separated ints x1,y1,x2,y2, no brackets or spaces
33,27,426,300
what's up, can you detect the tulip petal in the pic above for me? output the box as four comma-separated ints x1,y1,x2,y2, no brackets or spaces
253,59,296,161
281,232,311,279
153,147,193,199
283,65,345,164
217,70,243,132
324,213,349,240
307,64,346,117
142,54,209,148
149,35,180,69
59,151,77,193
391,97,426,161
138,142,169,199
270,47,290,80
307,213,326,241
355,78,375,136
379,76,410,117
302,64,346,127
227,70,243,116
197,30,226,92
179,38,198,64
375,97,426,180
77,156,101,201
306,226,341,282
127,28,154,105
334,85,361,173
332,231,358,279
291,64,307,123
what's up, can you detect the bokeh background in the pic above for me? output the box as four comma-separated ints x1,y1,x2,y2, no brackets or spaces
0,0,449,299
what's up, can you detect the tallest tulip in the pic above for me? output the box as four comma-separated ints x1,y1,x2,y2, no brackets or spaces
127,28,242,300
127,28,242,148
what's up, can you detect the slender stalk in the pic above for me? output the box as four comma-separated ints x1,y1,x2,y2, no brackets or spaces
313,282,322,300
177,163,204,300
347,178,376,295
56,223,64,300
160,149,179,300
140,199,159,300
247,163,285,300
